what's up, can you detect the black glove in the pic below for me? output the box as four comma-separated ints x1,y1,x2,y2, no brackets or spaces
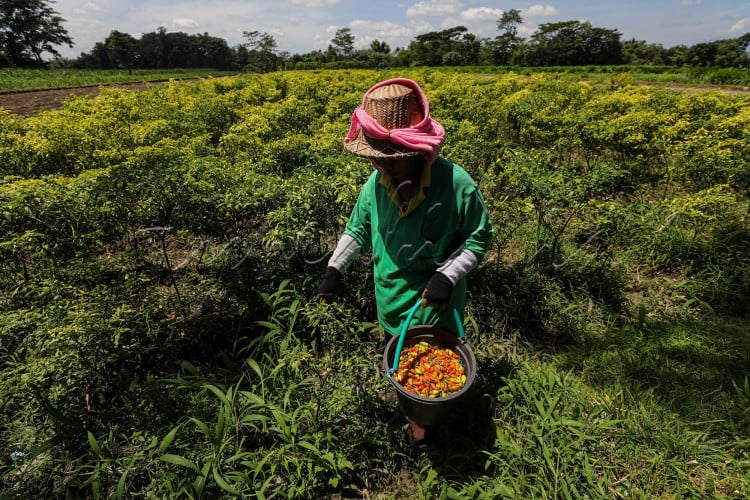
422,272,452,306
318,266,342,301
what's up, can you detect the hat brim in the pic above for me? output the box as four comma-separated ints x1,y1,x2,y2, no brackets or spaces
343,129,423,159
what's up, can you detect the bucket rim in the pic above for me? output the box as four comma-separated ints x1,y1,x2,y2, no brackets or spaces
383,326,476,403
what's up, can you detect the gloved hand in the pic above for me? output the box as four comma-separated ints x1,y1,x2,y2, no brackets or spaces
421,271,452,307
318,266,342,302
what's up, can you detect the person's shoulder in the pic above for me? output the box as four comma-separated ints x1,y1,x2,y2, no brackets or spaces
362,169,381,187
432,157,477,188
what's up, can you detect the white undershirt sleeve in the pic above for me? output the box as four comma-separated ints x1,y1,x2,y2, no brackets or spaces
436,247,479,285
327,234,362,273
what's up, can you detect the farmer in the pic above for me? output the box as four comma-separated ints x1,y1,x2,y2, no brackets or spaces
317,78,493,448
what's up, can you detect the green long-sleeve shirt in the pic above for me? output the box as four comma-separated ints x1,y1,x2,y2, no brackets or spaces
344,157,493,335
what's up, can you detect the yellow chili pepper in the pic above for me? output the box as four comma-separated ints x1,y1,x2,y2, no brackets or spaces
394,341,467,398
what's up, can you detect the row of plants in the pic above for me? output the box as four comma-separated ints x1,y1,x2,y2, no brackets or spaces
1,69,748,497
0,68,237,92
448,65,750,86
3,65,749,95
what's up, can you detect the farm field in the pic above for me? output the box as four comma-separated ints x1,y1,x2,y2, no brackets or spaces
0,68,238,116
0,68,237,92
1,68,749,498
2,67,748,118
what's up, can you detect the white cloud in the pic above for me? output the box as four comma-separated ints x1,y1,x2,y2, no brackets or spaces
460,7,503,23
350,20,412,39
518,24,536,38
439,18,463,30
79,2,105,13
409,20,438,34
729,17,750,34
523,4,560,18
290,0,342,6
681,0,702,5
406,0,462,18
172,18,199,29
127,3,267,39
349,20,415,49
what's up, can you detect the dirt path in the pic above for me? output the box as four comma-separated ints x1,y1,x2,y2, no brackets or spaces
637,81,750,95
1,78,748,117
0,80,181,116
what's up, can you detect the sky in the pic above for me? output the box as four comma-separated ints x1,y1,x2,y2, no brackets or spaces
50,0,750,59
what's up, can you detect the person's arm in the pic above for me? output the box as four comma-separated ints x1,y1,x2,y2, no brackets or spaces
318,174,375,300
423,185,493,305
435,246,479,283
318,235,361,300
327,234,362,273
422,246,478,305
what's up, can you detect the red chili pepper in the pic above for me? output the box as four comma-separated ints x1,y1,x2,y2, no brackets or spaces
394,341,466,398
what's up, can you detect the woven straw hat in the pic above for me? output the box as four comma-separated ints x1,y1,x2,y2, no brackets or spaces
344,82,428,159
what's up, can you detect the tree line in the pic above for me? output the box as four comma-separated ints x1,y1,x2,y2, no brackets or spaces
1,1,749,71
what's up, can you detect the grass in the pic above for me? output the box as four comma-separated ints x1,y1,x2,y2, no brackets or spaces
22,283,742,499
0,68,238,92
164,290,750,498
552,313,750,497
9,297,746,498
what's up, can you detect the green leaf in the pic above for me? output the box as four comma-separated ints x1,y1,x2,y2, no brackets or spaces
252,451,275,480
158,425,181,453
240,391,266,405
241,413,270,431
213,466,241,495
25,434,65,461
447,486,464,500
87,431,103,459
204,383,231,408
194,461,212,494
190,417,212,439
246,359,264,380
255,320,280,331
114,455,138,500
160,453,199,472
114,470,128,500
176,360,200,375
297,440,319,454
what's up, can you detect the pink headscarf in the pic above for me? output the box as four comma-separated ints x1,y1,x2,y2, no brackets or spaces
344,78,445,166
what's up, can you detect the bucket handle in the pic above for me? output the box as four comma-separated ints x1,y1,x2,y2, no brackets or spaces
388,298,465,376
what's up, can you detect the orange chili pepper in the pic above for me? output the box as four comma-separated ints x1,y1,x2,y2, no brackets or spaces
394,341,466,398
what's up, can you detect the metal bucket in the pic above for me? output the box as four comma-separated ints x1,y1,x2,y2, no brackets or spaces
383,300,477,426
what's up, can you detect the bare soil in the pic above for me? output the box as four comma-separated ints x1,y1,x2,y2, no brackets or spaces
0,80,179,116
637,81,750,95
0,79,748,117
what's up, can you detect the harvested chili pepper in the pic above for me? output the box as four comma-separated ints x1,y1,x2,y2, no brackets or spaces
394,341,467,398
